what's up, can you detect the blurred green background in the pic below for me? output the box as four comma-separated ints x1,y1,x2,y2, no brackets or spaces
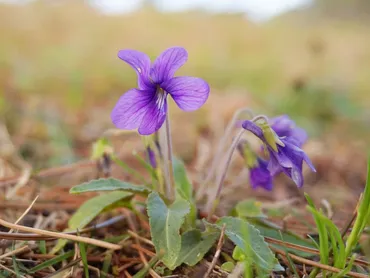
1,0,370,168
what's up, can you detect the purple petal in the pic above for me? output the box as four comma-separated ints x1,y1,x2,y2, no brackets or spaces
269,115,294,137
138,98,167,135
302,152,316,172
118,50,152,89
242,120,264,139
111,88,155,130
289,127,308,147
291,166,304,187
267,154,283,176
250,159,274,191
161,76,210,111
150,47,188,84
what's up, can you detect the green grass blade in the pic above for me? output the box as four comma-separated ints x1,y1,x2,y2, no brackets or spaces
345,157,370,257
29,250,74,273
79,242,89,278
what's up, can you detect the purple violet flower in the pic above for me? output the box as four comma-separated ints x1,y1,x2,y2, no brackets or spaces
269,115,307,147
111,47,210,135
146,146,157,168
242,120,316,187
249,158,274,191
237,141,274,191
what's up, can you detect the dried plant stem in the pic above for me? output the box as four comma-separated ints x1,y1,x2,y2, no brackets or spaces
164,110,175,200
204,224,226,278
11,195,39,231
271,247,368,278
206,129,245,220
196,107,253,200
0,245,30,260
0,219,121,250
0,215,125,241
127,230,154,246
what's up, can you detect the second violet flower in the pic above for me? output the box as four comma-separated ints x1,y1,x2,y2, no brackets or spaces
239,115,316,189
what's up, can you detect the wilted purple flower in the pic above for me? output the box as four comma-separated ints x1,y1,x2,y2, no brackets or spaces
249,158,274,191
237,141,273,191
146,146,157,168
242,120,316,187
111,47,210,135
269,115,307,147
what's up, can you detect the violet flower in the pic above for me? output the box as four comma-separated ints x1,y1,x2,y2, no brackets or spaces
269,115,307,147
242,120,316,187
146,146,157,169
237,141,273,191
249,158,274,191
111,47,210,135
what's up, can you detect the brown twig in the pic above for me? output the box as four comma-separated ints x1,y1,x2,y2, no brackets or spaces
271,247,368,278
266,236,369,268
128,230,154,246
0,218,121,250
124,210,149,267
0,215,125,241
204,224,226,278
0,201,80,211
131,244,155,257
0,245,30,259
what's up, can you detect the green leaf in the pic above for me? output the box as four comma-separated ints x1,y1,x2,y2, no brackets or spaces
173,157,196,229
250,219,316,257
232,246,246,261
173,157,192,200
305,193,329,268
70,178,151,195
235,199,267,218
216,217,282,273
307,206,346,269
221,262,235,272
174,229,219,268
51,191,132,254
147,192,190,270
68,191,133,229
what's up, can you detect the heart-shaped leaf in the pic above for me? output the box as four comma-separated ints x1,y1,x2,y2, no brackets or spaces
147,192,190,270
174,229,219,267
215,217,283,274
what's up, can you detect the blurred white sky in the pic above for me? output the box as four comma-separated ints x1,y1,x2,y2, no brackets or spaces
1,0,313,22
90,0,312,21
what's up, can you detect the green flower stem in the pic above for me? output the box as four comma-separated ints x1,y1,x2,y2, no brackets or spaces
163,110,175,200
207,129,245,220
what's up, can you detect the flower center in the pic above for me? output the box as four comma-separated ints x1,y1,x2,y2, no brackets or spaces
155,87,166,111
